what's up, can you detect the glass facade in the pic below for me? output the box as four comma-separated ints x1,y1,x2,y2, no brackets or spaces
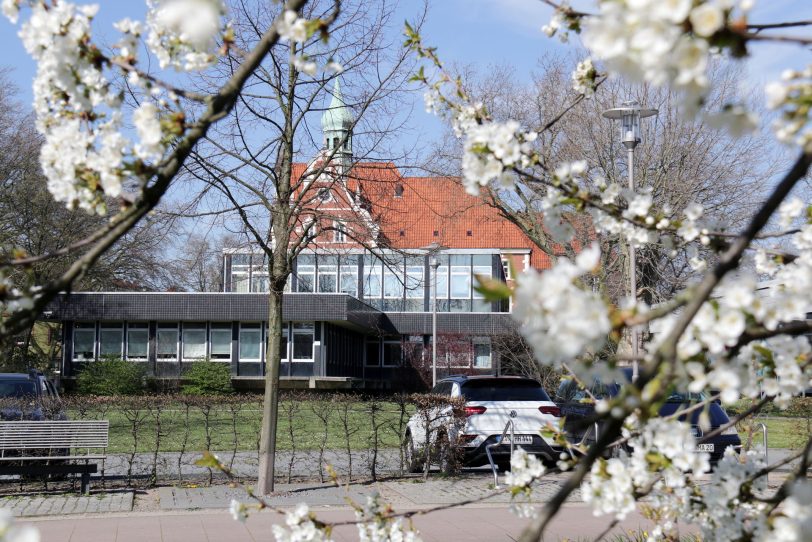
226,250,500,313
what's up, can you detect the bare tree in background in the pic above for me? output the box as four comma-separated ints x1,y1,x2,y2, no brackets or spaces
426,58,781,309
176,0,424,493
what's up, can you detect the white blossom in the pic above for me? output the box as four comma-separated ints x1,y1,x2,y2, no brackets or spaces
271,503,332,542
512,244,610,364
146,0,225,71
778,197,806,229
1,0,19,23
0,509,39,542
278,10,309,43
229,499,247,523
133,102,164,162
689,3,725,37
571,58,597,97
504,448,546,489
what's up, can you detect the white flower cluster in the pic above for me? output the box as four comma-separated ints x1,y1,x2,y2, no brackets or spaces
541,2,572,43
582,417,708,528
571,58,597,97
769,480,812,542
512,244,610,364
278,10,309,43
1,0,19,23
0,508,39,542
229,499,248,523
765,66,812,151
10,1,128,213
354,492,422,542
271,503,332,542
146,0,226,71
686,449,770,542
577,0,756,130
653,224,812,407
504,447,546,489
460,120,537,195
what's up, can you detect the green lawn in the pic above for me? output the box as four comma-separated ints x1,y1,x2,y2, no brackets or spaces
736,417,812,450
71,401,411,454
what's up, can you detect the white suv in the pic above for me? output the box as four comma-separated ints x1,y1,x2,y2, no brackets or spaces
404,376,562,471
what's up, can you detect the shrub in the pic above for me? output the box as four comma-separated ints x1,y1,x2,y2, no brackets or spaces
181,360,234,395
75,357,145,395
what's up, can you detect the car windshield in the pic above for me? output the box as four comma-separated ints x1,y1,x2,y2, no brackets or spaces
461,379,551,401
0,380,36,398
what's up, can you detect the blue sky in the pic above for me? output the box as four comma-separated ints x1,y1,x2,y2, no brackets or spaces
1,1,810,172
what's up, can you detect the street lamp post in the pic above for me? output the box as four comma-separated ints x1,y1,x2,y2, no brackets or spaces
430,255,439,387
602,100,658,382
421,242,445,387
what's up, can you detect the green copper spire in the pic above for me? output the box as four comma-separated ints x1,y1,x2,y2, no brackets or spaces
321,78,353,155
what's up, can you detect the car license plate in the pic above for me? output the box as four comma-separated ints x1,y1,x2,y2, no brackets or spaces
697,443,714,452
503,435,533,445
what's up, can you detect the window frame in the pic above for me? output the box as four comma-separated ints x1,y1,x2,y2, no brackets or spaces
473,337,492,369
98,322,124,359
239,323,263,362
181,323,208,361
291,322,315,362
72,322,96,362
209,324,232,362
156,324,179,361
125,322,149,361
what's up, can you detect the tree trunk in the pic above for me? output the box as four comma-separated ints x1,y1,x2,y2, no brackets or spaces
257,286,284,494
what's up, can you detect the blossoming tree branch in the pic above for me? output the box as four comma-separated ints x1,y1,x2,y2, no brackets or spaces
411,1,812,541
0,0,330,337
1,0,812,541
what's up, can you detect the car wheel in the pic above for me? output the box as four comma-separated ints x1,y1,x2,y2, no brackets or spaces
404,433,423,474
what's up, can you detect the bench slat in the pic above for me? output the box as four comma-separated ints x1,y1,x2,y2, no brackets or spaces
0,421,109,451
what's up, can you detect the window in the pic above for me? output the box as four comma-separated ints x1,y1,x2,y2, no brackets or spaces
157,324,179,360
292,323,314,361
296,254,315,292
126,323,148,360
239,324,262,361
210,325,232,361
231,253,251,293
333,221,346,243
280,324,289,361
501,256,512,280
339,255,358,297
472,255,492,312
445,337,471,368
99,323,123,358
251,274,269,293
318,187,333,202
365,338,380,367
318,256,337,293
405,260,424,299
473,338,492,369
182,324,207,360
73,323,95,361
363,255,382,300
382,338,402,367
383,261,404,299
450,255,471,299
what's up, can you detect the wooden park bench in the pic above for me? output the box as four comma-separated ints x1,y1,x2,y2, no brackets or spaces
0,420,108,494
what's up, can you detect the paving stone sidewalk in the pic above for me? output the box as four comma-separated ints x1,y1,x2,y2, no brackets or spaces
0,491,133,517
157,473,581,511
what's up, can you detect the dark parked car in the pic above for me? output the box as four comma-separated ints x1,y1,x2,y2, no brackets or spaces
0,370,62,421
554,368,741,464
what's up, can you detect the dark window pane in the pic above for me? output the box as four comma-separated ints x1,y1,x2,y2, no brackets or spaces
461,379,551,401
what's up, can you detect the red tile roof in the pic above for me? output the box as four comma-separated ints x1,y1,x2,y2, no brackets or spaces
291,161,568,270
